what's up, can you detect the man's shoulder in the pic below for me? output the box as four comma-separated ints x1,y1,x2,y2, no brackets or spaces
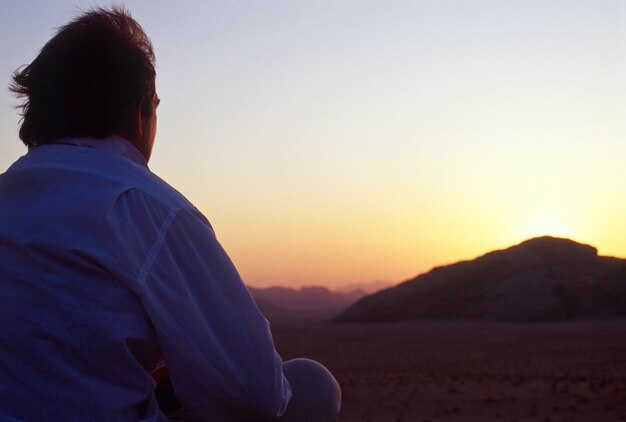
135,170,195,214
7,142,195,214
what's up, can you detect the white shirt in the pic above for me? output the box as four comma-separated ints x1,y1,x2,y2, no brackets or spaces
0,136,291,421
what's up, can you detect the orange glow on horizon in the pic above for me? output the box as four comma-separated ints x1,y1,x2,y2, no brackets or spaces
1,1,624,291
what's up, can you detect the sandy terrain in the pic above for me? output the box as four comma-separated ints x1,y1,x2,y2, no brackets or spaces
270,316,626,421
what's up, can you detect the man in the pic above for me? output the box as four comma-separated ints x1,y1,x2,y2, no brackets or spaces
0,7,340,421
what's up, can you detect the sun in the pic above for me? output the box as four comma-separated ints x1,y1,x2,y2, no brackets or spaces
518,214,574,240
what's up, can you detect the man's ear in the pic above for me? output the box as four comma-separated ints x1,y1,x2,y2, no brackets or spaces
134,104,143,138
140,95,153,120
115,103,142,142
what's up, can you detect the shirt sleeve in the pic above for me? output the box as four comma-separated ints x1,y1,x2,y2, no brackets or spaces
136,207,292,421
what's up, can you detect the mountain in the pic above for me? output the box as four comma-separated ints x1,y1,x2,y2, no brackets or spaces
334,281,393,295
335,237,626,322
248,285,367,317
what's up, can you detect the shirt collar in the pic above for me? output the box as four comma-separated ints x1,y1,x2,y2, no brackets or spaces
50,135,148,167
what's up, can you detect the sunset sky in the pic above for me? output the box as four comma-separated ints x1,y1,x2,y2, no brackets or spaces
1,1,624,289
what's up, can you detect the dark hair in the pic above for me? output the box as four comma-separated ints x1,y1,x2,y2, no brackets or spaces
10,6,156,146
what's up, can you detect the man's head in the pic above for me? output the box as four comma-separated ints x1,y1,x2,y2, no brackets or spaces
10,6,158,160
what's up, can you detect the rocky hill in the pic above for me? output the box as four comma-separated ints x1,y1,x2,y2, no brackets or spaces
335,237,626,322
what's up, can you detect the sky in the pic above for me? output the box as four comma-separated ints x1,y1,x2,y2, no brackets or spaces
1,1,625,289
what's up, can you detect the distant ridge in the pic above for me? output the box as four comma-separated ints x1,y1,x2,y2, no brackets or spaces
248,285,367,318
335,237,626,322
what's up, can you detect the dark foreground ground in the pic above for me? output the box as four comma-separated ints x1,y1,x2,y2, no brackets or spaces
270,316,626,421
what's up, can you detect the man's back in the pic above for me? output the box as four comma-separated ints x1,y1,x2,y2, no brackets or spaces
0,138,167,420
0,137,290,421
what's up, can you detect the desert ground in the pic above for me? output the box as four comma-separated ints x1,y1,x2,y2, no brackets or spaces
270,315,626,421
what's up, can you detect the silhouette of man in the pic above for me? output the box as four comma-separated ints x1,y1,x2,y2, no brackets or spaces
0,7,340,421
